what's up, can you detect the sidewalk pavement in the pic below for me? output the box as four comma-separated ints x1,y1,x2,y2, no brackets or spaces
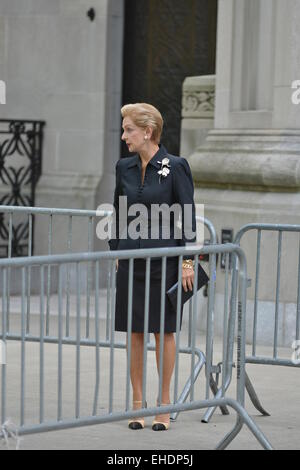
1,314,300,450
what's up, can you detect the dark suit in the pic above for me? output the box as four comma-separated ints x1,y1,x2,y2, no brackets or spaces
108,144,196,260
109,144,199,332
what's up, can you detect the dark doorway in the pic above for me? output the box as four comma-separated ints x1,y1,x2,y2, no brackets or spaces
121,0,218,157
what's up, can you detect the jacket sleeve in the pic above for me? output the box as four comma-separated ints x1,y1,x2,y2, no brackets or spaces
108,159,122,251
173,158,197,260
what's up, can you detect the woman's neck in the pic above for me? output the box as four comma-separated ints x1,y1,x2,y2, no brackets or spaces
139,143,160,166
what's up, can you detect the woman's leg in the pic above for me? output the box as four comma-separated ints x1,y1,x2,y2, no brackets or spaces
126,332,147,429
154,333,176,422
127,332,145,402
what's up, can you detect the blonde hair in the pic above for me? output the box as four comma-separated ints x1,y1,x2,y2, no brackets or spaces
121,103,163,144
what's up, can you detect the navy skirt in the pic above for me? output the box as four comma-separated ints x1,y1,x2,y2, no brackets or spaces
114,257,183,333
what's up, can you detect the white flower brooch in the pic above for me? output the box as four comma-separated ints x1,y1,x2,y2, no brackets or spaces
157,157,171,183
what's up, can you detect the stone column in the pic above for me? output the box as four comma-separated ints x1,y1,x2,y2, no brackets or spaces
187,0,300,346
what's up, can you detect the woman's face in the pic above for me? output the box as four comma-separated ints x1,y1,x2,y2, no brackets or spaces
122,116,149,153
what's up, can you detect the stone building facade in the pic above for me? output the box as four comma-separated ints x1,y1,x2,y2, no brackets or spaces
0,0,124,254
1,0,300,345
181,0,300,346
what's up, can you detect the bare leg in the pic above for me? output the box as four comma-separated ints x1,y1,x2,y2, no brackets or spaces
127,332,144,402
154,333,176,424
126,332,146,429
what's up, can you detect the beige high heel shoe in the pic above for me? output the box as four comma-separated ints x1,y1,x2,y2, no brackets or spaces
128,401,147,430
152,401,170,431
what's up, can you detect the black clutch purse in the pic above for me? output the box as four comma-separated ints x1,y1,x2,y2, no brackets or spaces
166,261,209,313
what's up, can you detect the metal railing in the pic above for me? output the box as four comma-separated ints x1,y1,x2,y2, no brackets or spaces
203,223,300,423
0,205,100,338
0,205,224,423
0,243,273,449
0,205,98,257
0,204,213,333
234,224,300,416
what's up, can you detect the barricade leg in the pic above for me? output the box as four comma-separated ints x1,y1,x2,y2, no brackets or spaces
216,415,244,450
215,401,273,450
245,372,270,417
210,375,230,415
206,373,230,419
201,375,232,423
170,349,205,421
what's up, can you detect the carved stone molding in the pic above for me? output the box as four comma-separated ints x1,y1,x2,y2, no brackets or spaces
182,75,215,118
188,130,300,192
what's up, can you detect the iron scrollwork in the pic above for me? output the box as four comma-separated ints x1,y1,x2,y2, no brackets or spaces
0,119,45,257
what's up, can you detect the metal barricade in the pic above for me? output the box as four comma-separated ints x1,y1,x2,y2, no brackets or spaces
0,205,100,340
0,205,218,418
203,223,300,424
0,243,272,449
235,224,300,416
0,205,99,258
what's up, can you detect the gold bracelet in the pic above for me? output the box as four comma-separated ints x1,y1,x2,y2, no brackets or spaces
182,259,194,269
182,263,194,269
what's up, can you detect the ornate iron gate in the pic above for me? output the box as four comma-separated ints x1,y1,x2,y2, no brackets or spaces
0,120,45,256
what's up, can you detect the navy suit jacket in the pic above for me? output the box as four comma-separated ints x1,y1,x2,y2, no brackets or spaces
108,144,197,259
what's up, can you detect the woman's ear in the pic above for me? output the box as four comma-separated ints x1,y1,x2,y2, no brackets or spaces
145,126,153,141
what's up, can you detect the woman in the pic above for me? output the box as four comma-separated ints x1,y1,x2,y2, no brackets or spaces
108,103,197,431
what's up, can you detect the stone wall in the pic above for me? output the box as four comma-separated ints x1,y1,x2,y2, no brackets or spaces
0,0,124,255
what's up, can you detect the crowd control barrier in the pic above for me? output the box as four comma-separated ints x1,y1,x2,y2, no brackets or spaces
0,205,224,421
0,240,273,450
235,224,300,416
203,223,300,424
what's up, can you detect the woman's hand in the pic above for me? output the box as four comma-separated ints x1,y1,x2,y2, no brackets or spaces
182,266,194,292
116,259,119,272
